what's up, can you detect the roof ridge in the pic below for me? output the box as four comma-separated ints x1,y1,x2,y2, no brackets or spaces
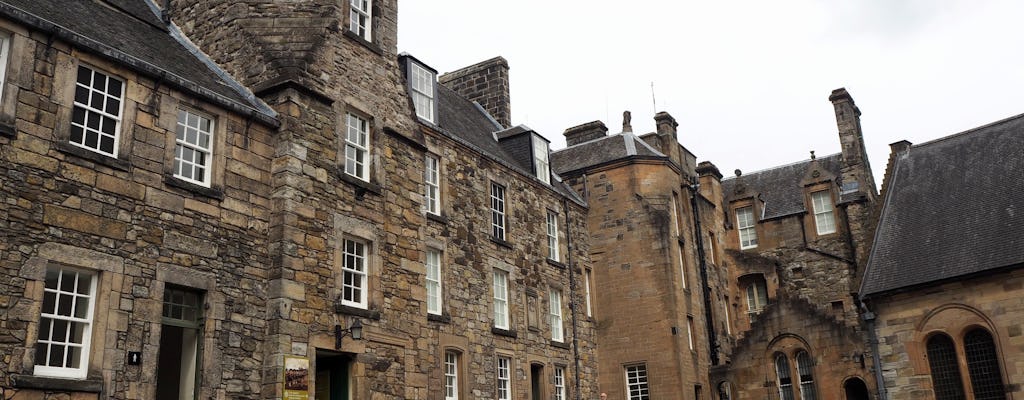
722,152,841,181
911,111,1024,150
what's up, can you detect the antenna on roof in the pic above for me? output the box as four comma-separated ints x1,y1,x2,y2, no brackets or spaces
650,82,657,114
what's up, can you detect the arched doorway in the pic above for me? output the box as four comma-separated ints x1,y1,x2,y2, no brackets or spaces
843,377,869,400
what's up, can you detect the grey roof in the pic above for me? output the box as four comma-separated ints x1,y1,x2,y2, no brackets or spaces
861,113,1024,297
720,154,842,220
550,131,665,176
0,0,277,126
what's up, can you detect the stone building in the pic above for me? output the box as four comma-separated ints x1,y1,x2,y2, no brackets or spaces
859,114,1024,400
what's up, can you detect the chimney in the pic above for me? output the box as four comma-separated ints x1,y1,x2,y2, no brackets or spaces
879,140,912,198
439,57,511,128
563,121,608,146
829,88,877,197
696,161,723,203
654,112,678,138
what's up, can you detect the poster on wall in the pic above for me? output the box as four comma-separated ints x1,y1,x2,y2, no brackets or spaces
283,356,310,400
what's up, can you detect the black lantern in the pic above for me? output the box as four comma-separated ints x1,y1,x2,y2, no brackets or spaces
334,319,363,349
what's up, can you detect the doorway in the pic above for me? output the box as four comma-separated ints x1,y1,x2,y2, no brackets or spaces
315,350,353,400
844,378,870,400
530,363,544,400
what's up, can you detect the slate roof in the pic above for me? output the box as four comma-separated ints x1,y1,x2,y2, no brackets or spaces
721,154,842,220
860,113,1024,297
0,0,277,126
550,131,665,176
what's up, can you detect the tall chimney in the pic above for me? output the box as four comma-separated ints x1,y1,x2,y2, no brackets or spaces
829,88,877,197
563,121,608,146
439,57,511,128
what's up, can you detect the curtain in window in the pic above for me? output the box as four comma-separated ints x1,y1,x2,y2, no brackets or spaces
963,329,1005,400
926,334,966,400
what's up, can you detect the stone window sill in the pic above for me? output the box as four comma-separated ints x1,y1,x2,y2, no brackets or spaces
164,174,224,200
491,327,517,338
549,340,570,349
546,259,566,269
11,374,103,392
490,237,513,249
427,312,450,323
56,141,130,171
343,30,383,56
334,303,381,320
339,170,382,198
426,212,448,224
0,120,14,138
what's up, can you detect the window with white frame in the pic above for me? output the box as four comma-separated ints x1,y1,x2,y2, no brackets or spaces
723,296,732,334
344,113,370,181
492,270,509,329
549,288,564,342
679,247,688,290
491,183,506,240
810,190,836,235
671,192,681,234
425,248,442,315
444,351,459,400
554,366,567,400
547,211,559,261
174,109,214,186
410,63,435,122
736,206,758,249
0,32,10,101
533,137,550,184
71,65,124,157
424,154,440,214
34,265,97,378
584,269,593,317
625,364,651,400
349,0,372,41
687,316,696,351
496,355,512,400
341,238,368,308
746,277,768,316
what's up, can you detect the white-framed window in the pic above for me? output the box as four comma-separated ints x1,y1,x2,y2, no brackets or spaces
547,211,560,261
679,247,688,290
625,364,651,400
70,65,124,157
341,238,368,308
344,112,370,181
425,248,442,315
410,63,435,122
445,351,459,400
349,0,372,41
776,354,796,400
496,355,512,400
491,182,506,240
174,109,214,186
0,32,11,101
492,270,509,329
736,206,758,249
554,366,567,400
810,190,836,235
424,154,440,215
533,136,550,184
723,296,732,335
549,288,564,342
746,278,768,315
34,265,97,378
671,192,681,234
584,269,593,317
687,316,696,351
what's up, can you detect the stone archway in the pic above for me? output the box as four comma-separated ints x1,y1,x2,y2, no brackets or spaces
843,377,869,400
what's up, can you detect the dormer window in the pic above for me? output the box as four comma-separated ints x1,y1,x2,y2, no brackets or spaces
349,0,372,41
410,62,435,123
532,135,550,184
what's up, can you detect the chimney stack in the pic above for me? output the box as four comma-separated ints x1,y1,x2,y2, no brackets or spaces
829,88,877,197
439,57,511,128
563,121,609,146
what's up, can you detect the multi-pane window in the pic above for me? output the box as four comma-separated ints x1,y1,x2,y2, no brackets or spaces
775,354,796,400
491,183,506,240
71,65,124,157
554,366,566,400
687,316,695,351
344,113,370,181
174,110,214,186
746,278,768,315
445,351,459,400
679,247,688,289
927,334,965,400
549,288,564,342
625,364,650,400
158,287,203,400
0,32,10,101
349,0,372,40
34,266,96,378
424,155,440,215
796,351,817,400
547,211,560,261
425,249,442,315
496,356,512,400
736,206,757,249
584,269,593,317
342,239,368,308
811,191,836,235
533,137,550,184
492,270,509,329
963,329,1005,400
410,63,435,122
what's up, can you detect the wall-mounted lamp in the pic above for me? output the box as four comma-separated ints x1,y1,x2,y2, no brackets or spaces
335,319,363,349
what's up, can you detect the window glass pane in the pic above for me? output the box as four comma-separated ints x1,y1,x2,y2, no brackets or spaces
927,334,966,400
964,329,1005,400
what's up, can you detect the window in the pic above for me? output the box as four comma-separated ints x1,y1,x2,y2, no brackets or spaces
811,191,836,235
718,382,732,400
927,334,965,400
671,192,681,234
493,270,509,329
344,113,370,181
341,239,368,308
410,63,435,122
71,65,124,157
425,249,442,315
723,296,732,335
491,183,506,240
174,109,214,186
157,287,203,400
0,32,10,101
736,206,757,249
775,354,795,400
349,0,372,41
549,288,564,342
424,155,440,215
444,351,459,400
547,211,560,261
963,329,1005,400
34,266,97,378
554,366,567,400
687,316,695,351
746,277,768,315
706,232,715,264
584,269,593,317
496,356,512,400
796,351,817,400
533,137,550,184
679,246,688,290
625,364,650,400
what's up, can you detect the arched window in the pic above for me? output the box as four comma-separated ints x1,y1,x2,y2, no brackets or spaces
926,334,966,400
796,351,817,400
775,354,795,400
717,381,731,400
963,328,1005,400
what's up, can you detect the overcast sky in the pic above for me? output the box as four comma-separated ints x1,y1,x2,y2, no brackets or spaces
398,1,1024,188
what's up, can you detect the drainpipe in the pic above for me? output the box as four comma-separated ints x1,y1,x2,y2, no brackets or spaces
564,198,583,400
858,298,887,400
687,180,719,365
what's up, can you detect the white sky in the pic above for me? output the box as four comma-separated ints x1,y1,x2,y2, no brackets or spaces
398,1,1024,188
